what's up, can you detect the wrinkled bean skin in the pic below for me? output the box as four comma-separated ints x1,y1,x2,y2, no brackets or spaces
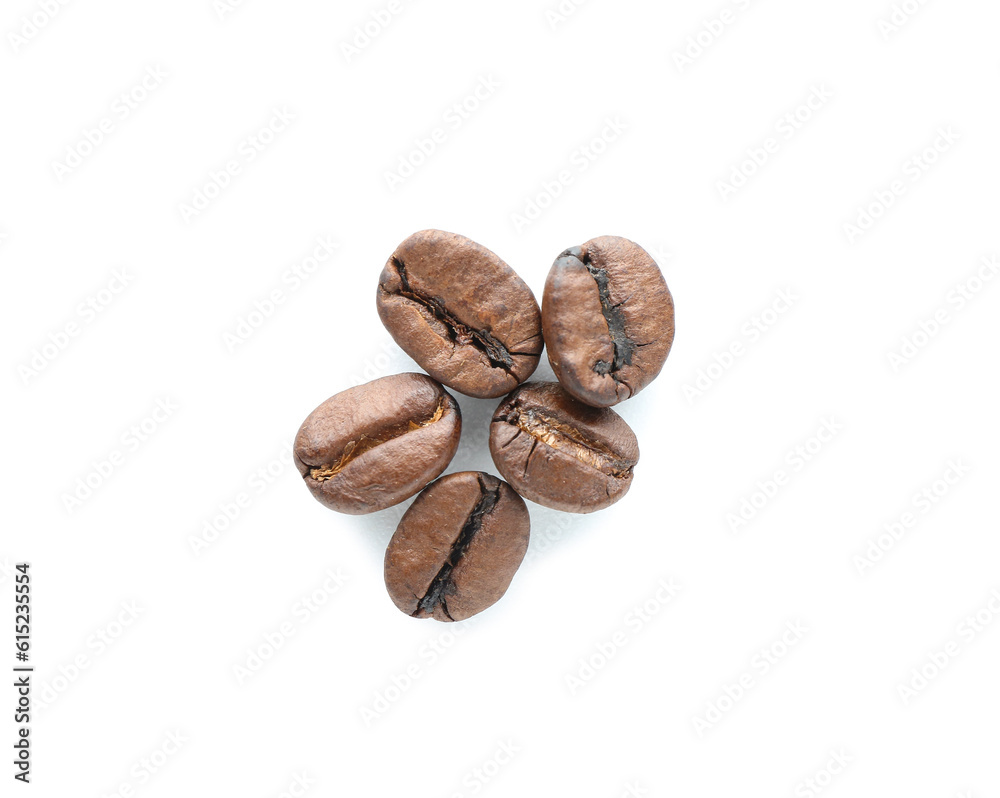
377,230,543,399
489,382,639,513
384,472,530,622
293,373,462,515
542,235,674,407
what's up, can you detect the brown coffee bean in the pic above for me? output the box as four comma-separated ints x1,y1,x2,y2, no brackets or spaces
376,229,543,399
489,382,639,513
384,472,530,622
542,235,674,407
293,373,461,515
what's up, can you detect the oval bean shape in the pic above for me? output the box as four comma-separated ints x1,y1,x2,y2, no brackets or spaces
384,472,530,622
489,382,639,513
542,235,674,407
376,229,543,399
293,373,462,515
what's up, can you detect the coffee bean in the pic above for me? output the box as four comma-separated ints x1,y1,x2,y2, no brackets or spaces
377,229,543,399
489,382,639,513
384,472,530,621
293,373,461,515
542,235,674,407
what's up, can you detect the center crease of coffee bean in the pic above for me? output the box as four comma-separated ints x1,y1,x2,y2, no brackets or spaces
308,401,446,482
387,257,525,373
575,249,639,385
413,474,500,621
499,404,633,478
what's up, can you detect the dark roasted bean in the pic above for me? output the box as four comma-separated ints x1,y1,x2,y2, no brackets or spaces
542,235,674,407
489,382,639,513
384,472,530,621
293,373,461,515
377,229,543,399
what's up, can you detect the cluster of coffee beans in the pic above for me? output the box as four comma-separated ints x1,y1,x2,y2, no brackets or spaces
293,230,675,622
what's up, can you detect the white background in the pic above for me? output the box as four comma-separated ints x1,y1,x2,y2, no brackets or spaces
2,0,999,796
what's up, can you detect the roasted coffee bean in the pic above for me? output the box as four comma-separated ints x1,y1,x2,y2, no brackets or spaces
376,229,543,399
384,472,530,622
489,382,639,513
293,373,461,515
542,235,674,407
